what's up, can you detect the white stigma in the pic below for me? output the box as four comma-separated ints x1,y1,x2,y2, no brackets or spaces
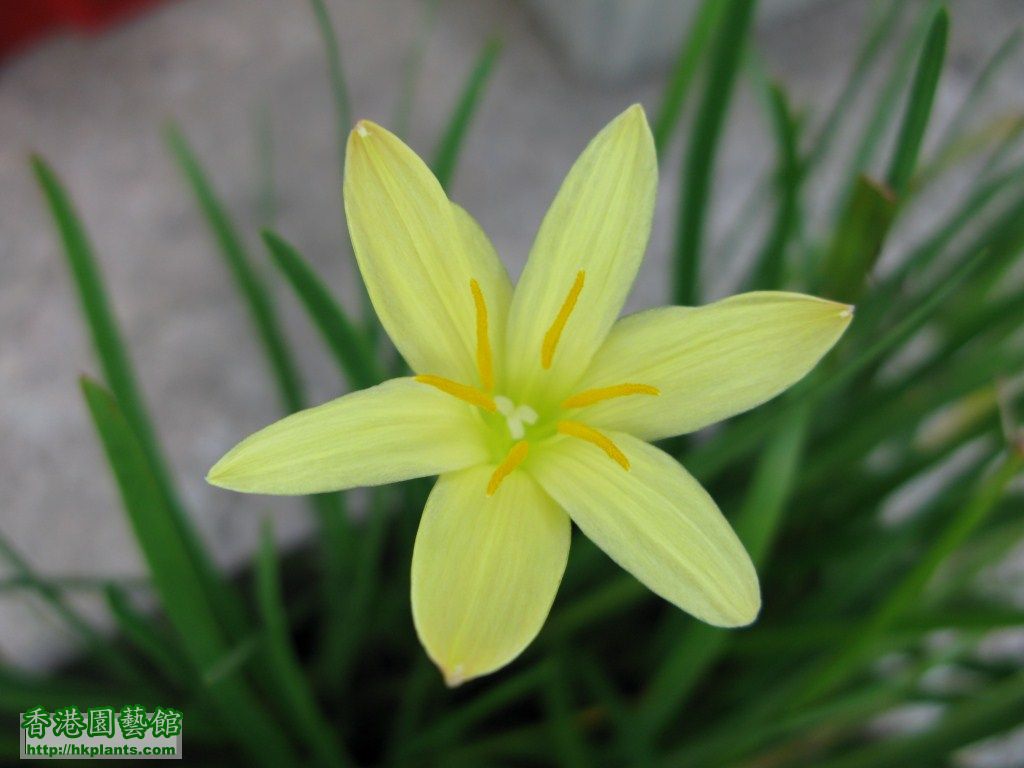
495,396,539,440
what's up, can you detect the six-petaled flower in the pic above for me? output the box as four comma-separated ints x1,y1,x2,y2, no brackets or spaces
208,105,852,686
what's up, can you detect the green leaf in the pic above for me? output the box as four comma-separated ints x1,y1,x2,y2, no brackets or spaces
805,0,912,168
307,0,375,330
652,0,726,157
256,519,352,768
308,0,352,176
813,668,1024,768
936,28,1020,156
820,175,897,301
0,533,145,687
31,156,169,495
839,0,942,196
541,653,589,768
432,37,502,192
254,102,277,226
792,449,1023,707
165,123,304,414
393,0,442,138
672,0,757,306
105,585,194,689
263,229,382,389
0,666,146,714
395,663,550,761
80,377,298,767
748,82,802,290
166,129,357,675
30,156,242,631
886,7,949,195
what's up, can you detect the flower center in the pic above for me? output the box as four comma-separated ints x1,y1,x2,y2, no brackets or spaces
413,275,661,495
494,396,538,440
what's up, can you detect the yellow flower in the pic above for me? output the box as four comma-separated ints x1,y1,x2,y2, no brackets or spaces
208,105,852,686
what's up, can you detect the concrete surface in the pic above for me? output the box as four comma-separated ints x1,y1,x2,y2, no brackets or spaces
1,0,1023,673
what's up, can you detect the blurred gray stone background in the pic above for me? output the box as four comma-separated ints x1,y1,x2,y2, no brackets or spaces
1,0,1023,670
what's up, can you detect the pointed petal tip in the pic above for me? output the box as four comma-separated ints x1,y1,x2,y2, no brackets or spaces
352,119,374,139
625,102,647,119
442,663,468,688
619,102,653,136
205,458,233,490
709,593,761,629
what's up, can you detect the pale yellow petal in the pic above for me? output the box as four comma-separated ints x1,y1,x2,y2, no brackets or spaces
207,378,488,494
344,121,511,384
503,105,657,403
532,432,759,627
412,466,570,686
575,292,853,441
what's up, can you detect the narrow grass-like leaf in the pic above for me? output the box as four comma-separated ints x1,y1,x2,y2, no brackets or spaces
166,128,356,676
0,533,143,687
393,0,441,139
541,654,589,768
578,654,651,765
672,0,757,306
0,574,149,594
0,666,147,714
80,377,297,767
935,27,1021,154
396,663,550,760
263,229,382,389
820,175,897,300
254,102,277,226
31,156,174,502
257,519,351,768
384,657,435,765
546,577,646,640
805,0,911,167
432,37,502,192
327,490,389,688
839,0,942,199
166,123,304,413
792,449,1023,707
307,0,375,330
30,156,240,634
813,668,1024,768
886,7,948,195
749,83,802,289
652,0,725,157
105,585,194,689
308,0,352,175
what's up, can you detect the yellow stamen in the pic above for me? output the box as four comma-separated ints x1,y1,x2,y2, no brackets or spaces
414,374,497,412
562,383,660,410
557,420,629,470
541,270,585,369
487,441,529,496
470,279,494,391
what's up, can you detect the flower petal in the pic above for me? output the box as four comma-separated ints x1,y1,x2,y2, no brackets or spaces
344,121,511,384
532,431,759,627
207,378,488,494
412,466,570,686
575,292,853,441
503,105,657,401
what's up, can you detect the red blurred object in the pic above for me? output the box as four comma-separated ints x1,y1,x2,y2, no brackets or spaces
0,0,166,62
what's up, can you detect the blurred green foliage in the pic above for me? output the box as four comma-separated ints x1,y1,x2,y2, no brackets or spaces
6,0,1024,765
